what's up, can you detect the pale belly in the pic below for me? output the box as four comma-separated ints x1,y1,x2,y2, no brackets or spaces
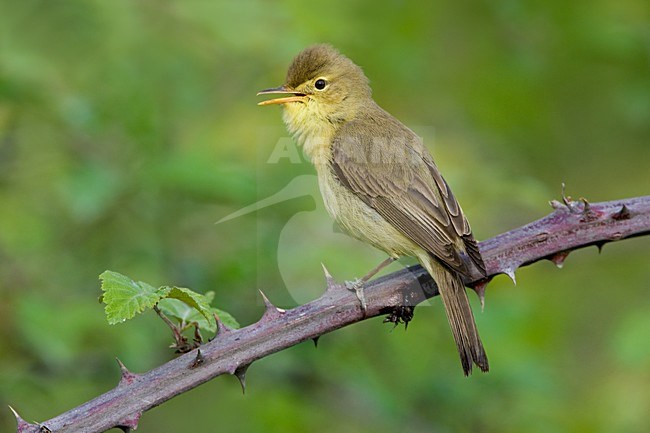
316,165,421,258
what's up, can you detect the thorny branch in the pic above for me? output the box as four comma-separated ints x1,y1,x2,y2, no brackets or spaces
12,195,650,433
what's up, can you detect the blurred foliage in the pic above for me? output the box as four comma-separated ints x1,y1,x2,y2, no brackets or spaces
0,1,648,432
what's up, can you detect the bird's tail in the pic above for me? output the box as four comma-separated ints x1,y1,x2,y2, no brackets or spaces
421,255,489,375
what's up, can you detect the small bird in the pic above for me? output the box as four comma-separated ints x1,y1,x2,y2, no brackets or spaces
258,44,488,375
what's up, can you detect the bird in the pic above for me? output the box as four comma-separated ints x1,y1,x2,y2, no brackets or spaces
257,44,488,375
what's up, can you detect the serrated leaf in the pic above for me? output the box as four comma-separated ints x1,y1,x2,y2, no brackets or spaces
100,271,163,324
157,290,239,333
156,295,198,325
163,286,213,322
157,298,215,332
203,290,215,304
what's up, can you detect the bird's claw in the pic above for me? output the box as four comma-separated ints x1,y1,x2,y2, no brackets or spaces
345,279,367,314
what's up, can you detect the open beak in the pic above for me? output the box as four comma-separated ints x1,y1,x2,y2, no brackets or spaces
257,86,307,106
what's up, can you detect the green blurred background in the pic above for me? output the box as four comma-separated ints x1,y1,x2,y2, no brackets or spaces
1,1,649,432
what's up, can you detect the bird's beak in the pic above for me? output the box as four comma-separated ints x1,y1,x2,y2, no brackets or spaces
257,86,307,106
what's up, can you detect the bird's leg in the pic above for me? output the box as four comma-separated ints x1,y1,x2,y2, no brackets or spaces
346,257,397,313
358,256,397,285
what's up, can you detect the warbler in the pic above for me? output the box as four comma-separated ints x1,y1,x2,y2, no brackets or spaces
258,44,488,375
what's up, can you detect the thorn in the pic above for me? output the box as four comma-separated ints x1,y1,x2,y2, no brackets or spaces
322,262,340,292
470,278,491,311
561,182,570,204
321,262,333,282
550,251,570,269
234,364,250,394
8,405,23,422
190,349,205,369
258,289,274,309
258,290,285,321
561,182,570,200
595,241,606,253
560,183,579,213
214,313,234,336
9,406,37,432
312,336,320,348
117,412,142,432
549,199,564,210
578,197,601,222
612,204,631,221
193,324,203,346
504,268,517,285
116,358,138,386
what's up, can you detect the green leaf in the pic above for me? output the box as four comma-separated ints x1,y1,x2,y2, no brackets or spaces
157,290,239,333
100,272,239,334
163,286,213,322
157,297,197,324
99,270,163,324
158,298,216,332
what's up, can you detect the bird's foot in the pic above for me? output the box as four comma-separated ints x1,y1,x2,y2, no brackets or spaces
345,279,367,315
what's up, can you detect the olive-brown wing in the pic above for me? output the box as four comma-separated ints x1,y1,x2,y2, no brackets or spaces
330,118,485,276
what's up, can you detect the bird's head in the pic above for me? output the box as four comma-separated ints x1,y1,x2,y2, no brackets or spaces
258,44,372,146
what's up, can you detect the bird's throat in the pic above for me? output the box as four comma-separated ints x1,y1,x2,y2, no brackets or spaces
281,102,337,164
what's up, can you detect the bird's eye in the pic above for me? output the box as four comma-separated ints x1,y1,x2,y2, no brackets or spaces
314,78,327,90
